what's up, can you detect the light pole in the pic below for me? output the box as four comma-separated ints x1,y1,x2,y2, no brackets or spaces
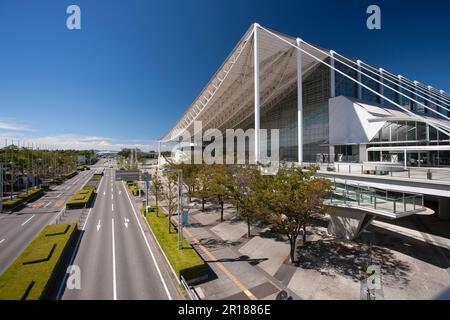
161,168,183,249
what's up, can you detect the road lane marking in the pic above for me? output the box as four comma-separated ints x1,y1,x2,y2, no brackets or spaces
111,194,114,200
124,217,129,228
118,190,121,195
44,201,53,208
112,203,114,211
0,239,5,244
103,191,106,196
112,218,117,300
56,193,63,198
97,219,101,232
122,181,172,300
56,207,93,299
21,214,35,226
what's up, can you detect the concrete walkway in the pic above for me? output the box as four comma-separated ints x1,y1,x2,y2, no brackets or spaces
155,199,299,300
371,220,450,250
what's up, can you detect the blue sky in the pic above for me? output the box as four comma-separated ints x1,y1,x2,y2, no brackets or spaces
0,0,449,150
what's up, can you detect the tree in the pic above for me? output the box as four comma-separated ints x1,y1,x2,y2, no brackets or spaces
208,164,231,222
225,165,265,237
164,172,178,234
167,162,200,202
262,164,332,263
150,172,163,216
193,164,211,211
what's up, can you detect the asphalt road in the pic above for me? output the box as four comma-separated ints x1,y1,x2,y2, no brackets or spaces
0,166,97,273
60,167,180,300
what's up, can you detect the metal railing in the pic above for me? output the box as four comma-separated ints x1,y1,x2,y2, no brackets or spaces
326,179,424,216
300,162,450,182
180,275,199,300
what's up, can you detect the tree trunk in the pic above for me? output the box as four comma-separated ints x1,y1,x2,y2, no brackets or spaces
168,211,171,234
202,197,205,211
289,236,298,263
302,225,307,243
155,191,158,217
220,200,224,222
246,216,251,237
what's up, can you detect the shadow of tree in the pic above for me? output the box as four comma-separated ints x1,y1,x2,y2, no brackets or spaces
295,229,412,287
197,237,242,249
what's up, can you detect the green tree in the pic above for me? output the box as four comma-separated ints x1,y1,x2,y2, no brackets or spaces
164,172,178,233
262,164,332,263
151,172,163,216
225,165,265,237
208,164,232,222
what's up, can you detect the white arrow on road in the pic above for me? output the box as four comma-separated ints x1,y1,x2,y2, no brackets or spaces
124,217,130,228
96,219,101,232
103,191,106,196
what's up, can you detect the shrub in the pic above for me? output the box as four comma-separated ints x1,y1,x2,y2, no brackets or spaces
66,186,95,209
1,197,24,210
0,223,77,300
17,188,44,202
62,171,78,180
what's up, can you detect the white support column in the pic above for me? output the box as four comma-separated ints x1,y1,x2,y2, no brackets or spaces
440,90,447,116
357,60,362,99
398,75,404,107
254,23,260,163
158,140,161,168
296,38,303,164
414,80,419,112
428,85,434,114
330,50,335,98
404,149,407,169
379,68,384,105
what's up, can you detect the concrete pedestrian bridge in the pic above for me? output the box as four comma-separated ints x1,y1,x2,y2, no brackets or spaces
324,178,429,240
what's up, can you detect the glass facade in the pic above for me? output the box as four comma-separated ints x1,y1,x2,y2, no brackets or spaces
361,74,379,103
251,52,449,167
335,58,357,98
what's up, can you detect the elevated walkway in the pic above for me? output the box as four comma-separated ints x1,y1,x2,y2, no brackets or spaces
324,178,427,240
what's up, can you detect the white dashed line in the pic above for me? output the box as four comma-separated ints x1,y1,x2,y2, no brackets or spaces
21,214,35,226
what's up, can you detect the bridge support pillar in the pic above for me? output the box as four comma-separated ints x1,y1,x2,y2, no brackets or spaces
328,207,375,240
438,197,450,220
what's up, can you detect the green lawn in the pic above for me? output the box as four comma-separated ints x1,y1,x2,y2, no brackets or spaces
66,185,95,209
0,223,77,300
144,208,206,281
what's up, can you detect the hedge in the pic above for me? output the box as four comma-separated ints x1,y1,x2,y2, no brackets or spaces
144,208,206,281
1,188,44,210
17,188,43,202
0,223,77,300
66,185,95,209
1,197,24,210
93,169,104,177
62,171,78,180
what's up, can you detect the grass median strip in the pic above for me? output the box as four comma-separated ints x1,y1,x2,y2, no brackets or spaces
144,208,206,282
66,185,95,209
0,223,77,300
1,187,44,210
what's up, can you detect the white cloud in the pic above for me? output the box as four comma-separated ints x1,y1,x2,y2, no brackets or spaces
0,120,31,131
0,133,158,151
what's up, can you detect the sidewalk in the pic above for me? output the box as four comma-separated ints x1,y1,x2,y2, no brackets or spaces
155,199,299,300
